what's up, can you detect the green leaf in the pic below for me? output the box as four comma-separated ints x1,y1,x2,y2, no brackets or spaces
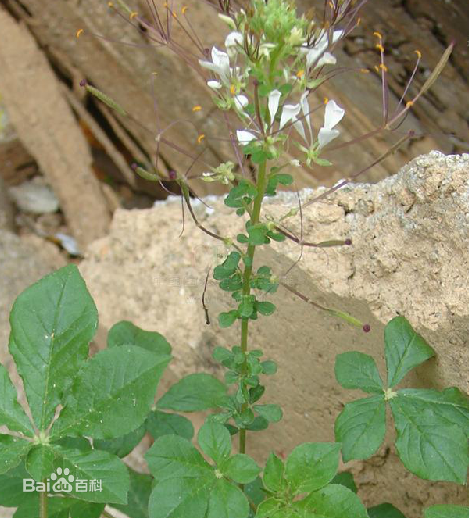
239,297,255,318
222,454,260,484
389,395,468,483
198,420,231,464
424,505,469,518
384,317,435,387
0,463,34,506
213,347,233,364
157,373,228,412
248,227,270,245
245,477,265,510
397,388,469,434
146,410,194,441
285,443,341,494
111,469,153,518
14,497,104,518
368,502,407,518
254,404,283,423
256,498,284,518
245,416,269,431
0,364,34,436
148,477,211,518
219,310,239,328
330,471,357,493
335,396,386,462
263,453,284,493
107,320,171,356
9,264,98,431
51,345,170,439
207,478,249,518
51,446,130,504
145,434,212,481
93,423,146,458
0,435,32,474
299,484,368,518
256,301,276,316
261,360,277,375
26,444,56,481
335,352,383,394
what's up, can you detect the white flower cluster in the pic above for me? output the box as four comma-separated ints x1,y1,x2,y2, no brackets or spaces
199,22,346,165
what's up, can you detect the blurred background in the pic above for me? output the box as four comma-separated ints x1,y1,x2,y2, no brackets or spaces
0,0,468,255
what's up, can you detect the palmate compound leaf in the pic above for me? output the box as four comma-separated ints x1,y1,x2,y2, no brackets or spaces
334,396,386,462
145,435,250,518
424,505,469,518
0,363,34,436
156,373,228,412
334,352,384,394
389,393,469,483
50,446,130,504
285,442,341,494
50,345,170,440
384,317,435,388
8,264,98,431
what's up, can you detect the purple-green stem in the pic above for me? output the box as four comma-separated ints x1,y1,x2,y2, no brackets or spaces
239,160,268,455
39,484,47,518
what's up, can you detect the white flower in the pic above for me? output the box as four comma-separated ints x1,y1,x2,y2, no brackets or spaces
199,47,231,83
234,94,249,111
207,80,222,89
225,31,243,48
302,30,343,70
268,90,282,124
279,94,345,156
279,92,311,142
317,100,345,149
237,130,257,145
316,52,337,68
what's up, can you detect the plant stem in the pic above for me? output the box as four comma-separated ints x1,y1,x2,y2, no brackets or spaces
39,485,47,518
239,160,268,455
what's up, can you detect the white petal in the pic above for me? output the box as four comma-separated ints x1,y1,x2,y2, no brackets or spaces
237,130,257,145
303,30,342,69
293,119,307,142
211,47,231,80
332,30,344,44
316,52,337,68
225,31,243,48
317,127,339,149
234,95,249,110
207,80,222,89
299,92,313,141
323,100,345,130
279,102,301,129
268,90,282,124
